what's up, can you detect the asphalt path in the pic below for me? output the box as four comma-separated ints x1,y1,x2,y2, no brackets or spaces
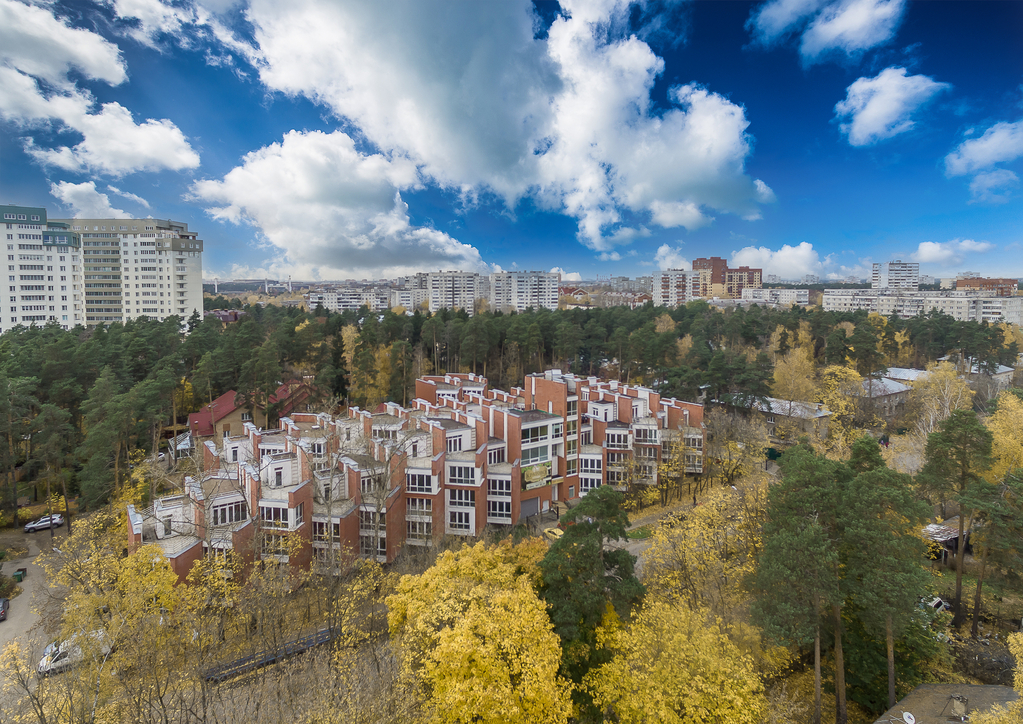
0,526,65,653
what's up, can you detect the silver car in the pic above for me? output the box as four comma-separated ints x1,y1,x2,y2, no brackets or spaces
24,514,64,533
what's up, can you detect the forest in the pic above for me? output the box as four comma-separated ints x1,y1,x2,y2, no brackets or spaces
1,299,1022,724
0,298,1018,510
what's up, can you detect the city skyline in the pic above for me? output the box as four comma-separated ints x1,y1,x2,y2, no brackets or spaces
2,0,1021,283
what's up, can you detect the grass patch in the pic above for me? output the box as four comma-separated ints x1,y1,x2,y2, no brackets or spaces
627,525,653,540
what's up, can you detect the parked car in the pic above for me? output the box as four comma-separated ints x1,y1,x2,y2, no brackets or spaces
24,514,64,533
543,527,564,543
0,598,9,621
37,630,113,675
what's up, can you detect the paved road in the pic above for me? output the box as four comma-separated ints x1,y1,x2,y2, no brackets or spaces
0,528,65,654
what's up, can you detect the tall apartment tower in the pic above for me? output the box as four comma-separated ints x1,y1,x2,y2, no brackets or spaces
51,216,204,325
2,205,83,332
413,270,483,316
691,256,762,299
871,261,919,290
653,269,697,307
488,271,559,312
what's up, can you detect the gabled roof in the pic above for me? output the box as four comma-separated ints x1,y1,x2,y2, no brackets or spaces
858,378,911,398
748,397,831,419
884,366,928,382
188,391,246,437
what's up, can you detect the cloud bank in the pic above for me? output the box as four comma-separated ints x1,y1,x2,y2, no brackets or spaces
0,0,200,176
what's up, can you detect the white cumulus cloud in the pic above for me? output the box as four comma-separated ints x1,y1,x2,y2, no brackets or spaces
944,120,1023,203
730,241,824,279
0,0,200,176
834,67,949,146
190,129,488,280
51,181,129,218
910,239,994,265
550,267,582,282
748,0,906,65
107,185,151,208
968,169,1019,204
222,0,772,252
944,119,1023,202
653,244,689,270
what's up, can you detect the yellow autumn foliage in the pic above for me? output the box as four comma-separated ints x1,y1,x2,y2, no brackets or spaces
585,599,767,724
988,391,1023,483
387,540,570,724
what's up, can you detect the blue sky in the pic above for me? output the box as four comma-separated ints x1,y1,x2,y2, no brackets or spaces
1,0,1021,283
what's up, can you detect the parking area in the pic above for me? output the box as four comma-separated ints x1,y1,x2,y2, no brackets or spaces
0,526,65,654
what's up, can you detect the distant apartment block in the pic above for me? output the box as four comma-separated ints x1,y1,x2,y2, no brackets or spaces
741,288,810,306
488,271,559,312
692,257,762,299
872,260,919,290
128,370,706,581
822,289,1022,324
3,205,203,331
653,269,697,307
307,286,390,312
955,277,1018,297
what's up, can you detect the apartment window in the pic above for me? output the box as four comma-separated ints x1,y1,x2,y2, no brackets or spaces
487,447,505,465
361,472,385,494
446,436,462,453
359,509,385,532
580,477,602,494
487,500,512,520
241,412,252,421
295,502,305,526
580,457,601,473
211,501,244,526
406,519,432,541
448,489,475,508
312,520,341,542
606,432,629,449
262,532,288,556
274,469,283,487
567,439,578,456
521,425,548,443
522,446,548,465
487,478,511,496
448,465,475,485
552,423,563,438
231,448,238,462
567,400,578,417
634,428,657,443
406,472,433,494
407,497,433,516
260,505,288,529
360,535,386,557
448,510,471,532
566,458,578,475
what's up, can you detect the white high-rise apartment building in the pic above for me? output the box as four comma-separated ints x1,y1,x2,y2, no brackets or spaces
653,269,697,308
405,271,484,316
488,271,559,312
872,260,919,290
51,216,204,326
2,205,205,331
2,205,83,332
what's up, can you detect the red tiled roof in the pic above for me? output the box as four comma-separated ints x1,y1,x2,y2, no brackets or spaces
187,390,244,437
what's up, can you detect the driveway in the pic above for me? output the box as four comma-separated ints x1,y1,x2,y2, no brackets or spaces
0,527,65,653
